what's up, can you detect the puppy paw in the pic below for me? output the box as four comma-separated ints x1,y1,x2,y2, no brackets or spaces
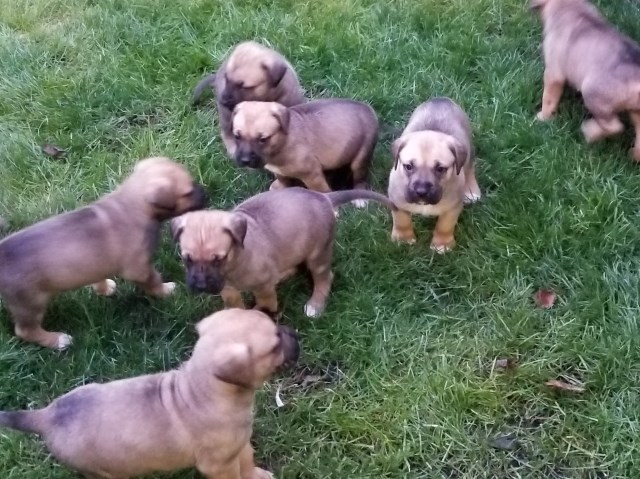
304,302,323,318
430,241,454,254
629,147,640,163
352,198,368,208
536,110,553,122
391,230,417,244
463,191,482,204
269,179,286,191
56,333,73,351
253,467,274,479
159,282,176,297
333,208,340,218
92,279,117,296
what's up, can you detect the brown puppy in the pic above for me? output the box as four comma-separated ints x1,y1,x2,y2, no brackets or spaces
231,99,379,206
0,157,206,350
388,98,481,253
0,309,299,479
192,41,305,157
532,0,640,159
171,188,394,318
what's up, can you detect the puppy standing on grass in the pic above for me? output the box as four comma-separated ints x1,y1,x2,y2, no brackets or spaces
171,188,395,319
0,309,300,479
388,98,481,253
0,157,206,350
532,0,640,160
192,41,305,157
231,99,379,205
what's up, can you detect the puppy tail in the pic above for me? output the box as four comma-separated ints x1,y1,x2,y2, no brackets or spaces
325,190,397,210
192,73,217,105
0,410,44,435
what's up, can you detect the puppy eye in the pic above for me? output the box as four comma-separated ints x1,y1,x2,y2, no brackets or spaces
233,132,241,140
210,255,227,266
258,136,270,144
403,162,414,172
435,165,448,175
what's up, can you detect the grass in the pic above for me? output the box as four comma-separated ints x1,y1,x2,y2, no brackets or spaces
2,0,640,477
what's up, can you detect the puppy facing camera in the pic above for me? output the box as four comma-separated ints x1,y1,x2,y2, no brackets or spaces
388,97,480,253
0,157,206,350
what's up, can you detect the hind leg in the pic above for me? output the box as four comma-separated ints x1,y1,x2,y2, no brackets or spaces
252,284,279,319
536,70,565,121
581,85,625,143
6,293,72,350
349,148,374,208
124,267,175,298
629,111,640,162
303,243,334,318
91,279,117,296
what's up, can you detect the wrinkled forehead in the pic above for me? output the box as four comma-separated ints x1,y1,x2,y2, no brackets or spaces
233,105,280,133
180,214,233,254
400,134,455,166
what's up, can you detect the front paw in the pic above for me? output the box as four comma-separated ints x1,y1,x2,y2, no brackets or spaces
430,238,455,254
158,282,176,297
391,228,417,244
253,467,274,479
536,110,554,121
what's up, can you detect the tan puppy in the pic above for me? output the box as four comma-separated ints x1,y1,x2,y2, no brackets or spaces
231,99,379,205
388,98,481,253
532,0,640,159
192,41,305,157
171,188,394,318
0,157,206,350
0,309,299,479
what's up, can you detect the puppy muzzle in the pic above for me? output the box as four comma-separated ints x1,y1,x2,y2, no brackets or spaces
234,151,264,169
407,182,442,205
186,265,225,295
189,184,208,211
278,326,300,368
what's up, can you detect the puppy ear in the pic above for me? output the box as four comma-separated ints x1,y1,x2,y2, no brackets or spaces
170,215,187,242
391,137,407,170
263,60,287,87
223,214,247,248
271,104,290,134
447,138,468,175
212,343,254,388
146,178,177,211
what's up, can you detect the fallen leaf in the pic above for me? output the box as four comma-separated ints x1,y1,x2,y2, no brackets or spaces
494,358,517,370
534,288,557,309
490,432,518,450
545,379,585,394
41,143,67,160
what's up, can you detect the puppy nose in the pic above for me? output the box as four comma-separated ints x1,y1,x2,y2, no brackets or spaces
413,181,433,197
278,326,300,366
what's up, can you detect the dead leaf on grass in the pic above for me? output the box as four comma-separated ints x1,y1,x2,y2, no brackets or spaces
545,379,585,394
534,288,557,309
41,143,67,160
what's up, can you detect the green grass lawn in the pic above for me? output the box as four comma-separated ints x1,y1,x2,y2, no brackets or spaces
2,0,640,477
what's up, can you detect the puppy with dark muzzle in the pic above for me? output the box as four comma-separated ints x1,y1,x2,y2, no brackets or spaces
0,309,299,479
192,41,305,157
231,99,379,207
388,98,481,253
531,0,640,160
0,157,206,350
171,188,395,318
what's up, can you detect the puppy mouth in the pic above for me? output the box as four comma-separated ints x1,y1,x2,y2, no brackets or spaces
234,152,264,169
407,192,442,205
187,271,224,295
278,326,300,368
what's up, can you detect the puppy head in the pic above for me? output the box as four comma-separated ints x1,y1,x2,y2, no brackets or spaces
194,309,300,389
170,210,247,294
127,157,207,220
529,0,554,13
231,101,289,168
392,131,467,205
220,41,290,110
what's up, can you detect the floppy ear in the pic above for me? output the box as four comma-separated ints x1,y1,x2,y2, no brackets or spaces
447,138,469,175
170,215,187,242
146,178,177,210
212,343,254,388
271,104,290,134
263,60,287,87
391,137,407,170
223,214,247,248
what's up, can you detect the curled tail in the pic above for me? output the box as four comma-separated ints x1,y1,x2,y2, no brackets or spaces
192,73,217,105
324,190,397,210
0,410,44,435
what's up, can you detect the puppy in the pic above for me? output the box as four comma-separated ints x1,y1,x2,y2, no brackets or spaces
388,98,481,253
231,99,379,205
171,188,394,318
532,0,640,159
0,157,206,350
192,41,305,157
0,309,299,479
